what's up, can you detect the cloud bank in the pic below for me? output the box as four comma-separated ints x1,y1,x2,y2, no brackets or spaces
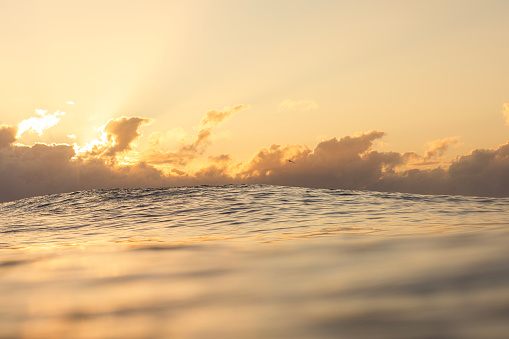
0,125,18,148
2,106,509,202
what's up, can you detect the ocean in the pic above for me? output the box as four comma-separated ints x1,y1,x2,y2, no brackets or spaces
1,184,509,338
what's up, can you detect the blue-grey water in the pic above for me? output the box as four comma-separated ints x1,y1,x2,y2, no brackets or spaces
1,185,509,338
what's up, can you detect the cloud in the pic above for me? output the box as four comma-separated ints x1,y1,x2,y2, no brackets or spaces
424,137,460,160
0,125,17,148
102,116,151,156
76,116,151,159
0,141,175,203
234,132,509,198
238,130,410,190
143,129,212,166
3,106,509,202
17,109,65,137
278,99,319,111
144,105,249,167
446,142,509,196
200,105,249,128
372,141,509,197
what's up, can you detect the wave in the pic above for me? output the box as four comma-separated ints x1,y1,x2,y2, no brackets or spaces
1,185,508,248
2,185,509,338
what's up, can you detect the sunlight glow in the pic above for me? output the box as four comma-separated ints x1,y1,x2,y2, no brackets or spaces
17,109,65,137
73,125,109,155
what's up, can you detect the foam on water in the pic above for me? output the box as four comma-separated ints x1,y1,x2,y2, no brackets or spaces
1,185,509,338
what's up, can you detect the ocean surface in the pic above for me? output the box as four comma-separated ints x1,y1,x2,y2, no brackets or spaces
1,184,509,338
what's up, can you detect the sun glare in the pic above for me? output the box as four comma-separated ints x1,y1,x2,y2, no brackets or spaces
17,109,65,137
73,126,109,155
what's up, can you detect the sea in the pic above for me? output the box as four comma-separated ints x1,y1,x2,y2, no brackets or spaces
1,184,509,339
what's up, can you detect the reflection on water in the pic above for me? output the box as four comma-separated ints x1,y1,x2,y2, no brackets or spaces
2,232,509,339
1,185,509,338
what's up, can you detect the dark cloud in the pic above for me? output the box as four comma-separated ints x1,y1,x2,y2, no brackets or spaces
0,125,17,148
447,142,509,197
238,130,409,190
102,117,151,156
0,142,172,202
77,116,151,160
370,142,509,197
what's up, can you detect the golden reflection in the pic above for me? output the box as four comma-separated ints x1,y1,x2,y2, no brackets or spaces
2,228,509,338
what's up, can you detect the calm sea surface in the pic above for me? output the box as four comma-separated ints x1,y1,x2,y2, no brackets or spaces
1,185,509,338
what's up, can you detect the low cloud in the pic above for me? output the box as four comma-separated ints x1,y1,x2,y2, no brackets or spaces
0,125,17,148
373,141,509,197
0,142,172,202
278,99,318,111
103,116,151,156
2,106,509,202
238,130,412,190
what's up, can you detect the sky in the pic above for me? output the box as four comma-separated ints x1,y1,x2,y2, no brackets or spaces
1,0,509,202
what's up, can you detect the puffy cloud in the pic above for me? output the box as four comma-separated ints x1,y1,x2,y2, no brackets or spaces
3,105,509,202
0,142,172,202
278,99,319,111
17,109,64,137
76,116,151,159
370,142,509,197
424,137,460,160
0,143,78,202
238,130,406,190
236,131,509,197
446,142,509,197
0,125,17,148
103,116,151,156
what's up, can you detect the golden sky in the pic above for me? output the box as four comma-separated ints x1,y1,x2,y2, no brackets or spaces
1,0,509,201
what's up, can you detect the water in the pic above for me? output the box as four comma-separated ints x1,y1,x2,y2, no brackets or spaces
1,185,509,338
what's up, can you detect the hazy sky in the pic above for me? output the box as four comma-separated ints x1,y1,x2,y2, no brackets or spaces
1,0,509,201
